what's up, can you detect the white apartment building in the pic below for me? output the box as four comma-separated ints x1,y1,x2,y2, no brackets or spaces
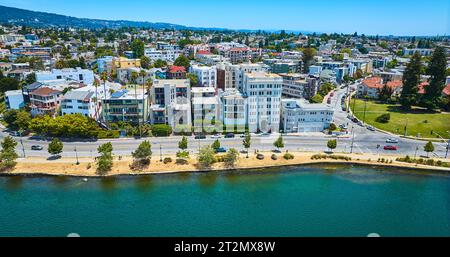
36,68,95,85
144,48,181,63
279,73,319,99
150,79,192,133
61,86,110,119
281,99,334,133
191,87,220,133
219,89,248,133
243,72,282,133
190,64,217,88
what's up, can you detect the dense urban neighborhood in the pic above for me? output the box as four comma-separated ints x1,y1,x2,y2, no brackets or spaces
0,6,449,174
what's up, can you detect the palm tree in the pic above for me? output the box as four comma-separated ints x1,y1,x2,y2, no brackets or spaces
93,78,100,121
100,72,108,126
131,71,140,134
137,70,147,137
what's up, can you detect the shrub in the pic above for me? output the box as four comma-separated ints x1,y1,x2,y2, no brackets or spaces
375,113,391,123
151,124,172,137
97,130,120,139
284,153,295,160
271,154,278,160
163,157,173,164
256,154,265,160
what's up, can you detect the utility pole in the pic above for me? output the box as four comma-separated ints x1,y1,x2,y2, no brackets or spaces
350,126,355,154
75,147,80,165
404,118,408,137
362,98,368,124
159,143,162,162
414,146,419,159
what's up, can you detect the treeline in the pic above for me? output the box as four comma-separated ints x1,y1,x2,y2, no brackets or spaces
400,46,448,111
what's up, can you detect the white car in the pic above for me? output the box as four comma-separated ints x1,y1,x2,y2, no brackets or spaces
211,134,221,139
386,138,399,144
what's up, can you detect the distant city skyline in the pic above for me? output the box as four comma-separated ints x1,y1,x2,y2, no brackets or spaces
0,0,449,36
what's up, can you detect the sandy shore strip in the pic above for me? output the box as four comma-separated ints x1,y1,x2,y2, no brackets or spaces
2,152,450,177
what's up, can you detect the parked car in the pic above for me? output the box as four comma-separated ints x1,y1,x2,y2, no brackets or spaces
384,145,398,151
225,133,235,138
367,125,376,131
239,134,246,138
211,134,221,139
194,134,206,139
31,145,43,151
386,138,399,144
215,147,227,153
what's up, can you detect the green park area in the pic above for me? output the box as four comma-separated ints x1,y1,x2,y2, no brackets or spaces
351,99,450,139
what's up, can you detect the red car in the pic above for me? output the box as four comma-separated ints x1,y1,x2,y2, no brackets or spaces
384,145,398,151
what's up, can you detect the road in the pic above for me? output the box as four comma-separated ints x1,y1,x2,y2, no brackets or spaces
1,82,449,160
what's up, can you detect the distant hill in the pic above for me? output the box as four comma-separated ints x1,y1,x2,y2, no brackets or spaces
0,5,224,30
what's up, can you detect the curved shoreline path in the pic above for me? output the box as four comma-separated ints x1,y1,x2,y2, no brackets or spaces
4,151,450,177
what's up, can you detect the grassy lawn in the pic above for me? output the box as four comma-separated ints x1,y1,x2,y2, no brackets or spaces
351,99,450,139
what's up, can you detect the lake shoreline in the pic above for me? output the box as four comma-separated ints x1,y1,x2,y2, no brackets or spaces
2,152,450,178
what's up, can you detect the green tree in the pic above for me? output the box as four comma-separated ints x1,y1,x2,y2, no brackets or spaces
224,148,239,168
178,136,188,150
423,47,447,111
0,77,20,93
25,73,36,85
96,142,113,175
242,132,251,158
400,52,422,109
310,94,324,103
140,56,151,69
273,135,285,151
132,140,152,166
327,139,337,152
197,145,217,169
130,39,145,58
187,73,199,87
424,141,434,158
378,83,394,102
212,139,221,150
174,55,191,70
0,136,18,171
153,59,167,68
48,138,63,157
302,48,316,73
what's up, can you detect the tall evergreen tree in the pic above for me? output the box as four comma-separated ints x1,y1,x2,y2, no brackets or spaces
400,52,422,109
423,47,447,111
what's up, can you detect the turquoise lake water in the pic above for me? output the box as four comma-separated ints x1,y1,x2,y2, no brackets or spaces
0,164,449,237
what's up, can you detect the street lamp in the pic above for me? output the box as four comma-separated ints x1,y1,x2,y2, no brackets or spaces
350,126,355,154
75,147,80,165
19,130,25,158
159,143,163,162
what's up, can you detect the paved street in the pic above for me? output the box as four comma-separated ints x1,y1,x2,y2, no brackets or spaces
1,82,448,160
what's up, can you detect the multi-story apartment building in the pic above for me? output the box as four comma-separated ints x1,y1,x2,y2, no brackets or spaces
191,87,220,133
190,64,217,87
216,62,266,91
36,68,95,85
243,72,282,133
29,87,63,117
10,46,52,61
357,76,403,99
61,86,110,119
219,89,248,133
403,48,433,56
281,99,334,133
150,79,192,133
144,48,181,63
279,73,319,100
102,90,149,123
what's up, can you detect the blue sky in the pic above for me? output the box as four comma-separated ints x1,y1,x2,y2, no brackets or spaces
1,0,449,36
